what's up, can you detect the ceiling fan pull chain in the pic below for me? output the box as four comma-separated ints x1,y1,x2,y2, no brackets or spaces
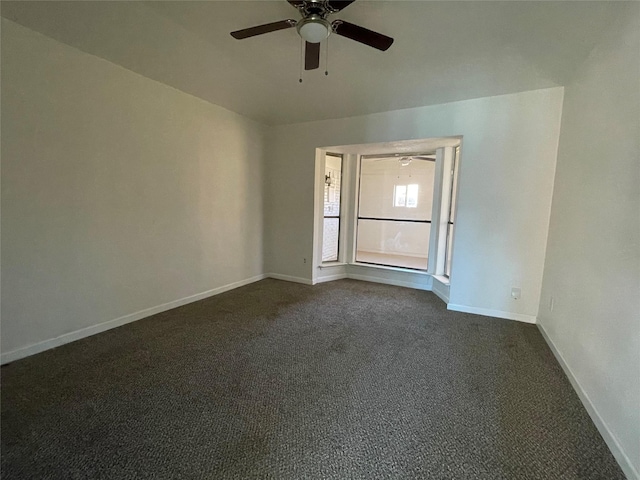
299,37,304,83
325,36,330,76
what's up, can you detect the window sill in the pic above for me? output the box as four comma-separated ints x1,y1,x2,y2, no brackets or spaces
350,262,431,275
319,262,347,269
432,275,451,286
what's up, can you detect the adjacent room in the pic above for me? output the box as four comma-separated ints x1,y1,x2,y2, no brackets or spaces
354,153,437,271
1,1,638,479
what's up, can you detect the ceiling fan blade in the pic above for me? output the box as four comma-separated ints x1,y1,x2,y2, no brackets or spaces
327,1,357,12
332,20,394,51
305,41,321,70
231,20,296,40
287,0,305,7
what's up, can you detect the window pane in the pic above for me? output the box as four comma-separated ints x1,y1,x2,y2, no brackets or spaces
322,154,342,262
356,219,430,270
359,158,434,220
322,217,339,262
394,185,407,207
357,156,434,271
406,184,419,208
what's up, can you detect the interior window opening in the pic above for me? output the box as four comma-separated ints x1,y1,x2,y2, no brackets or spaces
355,154,435,271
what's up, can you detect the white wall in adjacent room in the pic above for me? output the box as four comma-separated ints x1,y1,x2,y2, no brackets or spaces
265,87,564,321
356,221,431,258
1,20,266,358
537,5,640,478
359,160,435,220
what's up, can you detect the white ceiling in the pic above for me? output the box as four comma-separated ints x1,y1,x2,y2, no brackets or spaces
1,1,622,125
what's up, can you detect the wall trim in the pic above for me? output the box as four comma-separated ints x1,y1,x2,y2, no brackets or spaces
267,273,313,285
347,273,432,291
431,276,450,303
431,286,449,304
0,274,267,365
447,303,537,324
314,273,348,284
538,323,639,480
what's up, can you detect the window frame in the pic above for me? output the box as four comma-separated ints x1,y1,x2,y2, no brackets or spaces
321,152,344,264
443,147,459,278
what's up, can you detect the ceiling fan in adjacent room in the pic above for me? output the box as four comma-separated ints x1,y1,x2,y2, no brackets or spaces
230,0,394,71
369,154,437,164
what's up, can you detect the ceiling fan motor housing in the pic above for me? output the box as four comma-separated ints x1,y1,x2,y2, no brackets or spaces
297,14,331,43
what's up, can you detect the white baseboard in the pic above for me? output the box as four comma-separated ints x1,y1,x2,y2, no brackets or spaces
267,273,313,285
431,276,450,304
447,304,537,324
431,286,449,304
0,274,267,365
537,323,639,480
347,273,432,291
314,273,348,284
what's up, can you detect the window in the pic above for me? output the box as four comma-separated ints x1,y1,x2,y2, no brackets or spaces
355,155,435,270
394,185,407,207
393,184,419,208
322,153,343,262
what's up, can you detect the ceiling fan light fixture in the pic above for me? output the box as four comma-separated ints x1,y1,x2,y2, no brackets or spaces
297,15,330,43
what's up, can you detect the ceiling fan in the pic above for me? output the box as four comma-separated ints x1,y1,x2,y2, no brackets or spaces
368,154,436,162
230,0,394,71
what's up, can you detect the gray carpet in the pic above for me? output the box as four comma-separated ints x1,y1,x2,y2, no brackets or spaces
1,279,625,479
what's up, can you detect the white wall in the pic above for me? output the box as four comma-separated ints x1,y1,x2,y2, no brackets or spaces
1,20,266,359
537,5,640,478
266,87,563,321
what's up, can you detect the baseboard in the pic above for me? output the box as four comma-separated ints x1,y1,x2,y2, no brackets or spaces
347,273,432,291
431,286,449,304
0,274,267,365
267,273,313,285
537,323,639,480
314,273,348,284
447,304,537,324
431,276,450,304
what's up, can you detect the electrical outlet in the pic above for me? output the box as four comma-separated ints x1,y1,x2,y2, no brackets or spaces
511,287,521,300
303,258,307,264
549,296,554,312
